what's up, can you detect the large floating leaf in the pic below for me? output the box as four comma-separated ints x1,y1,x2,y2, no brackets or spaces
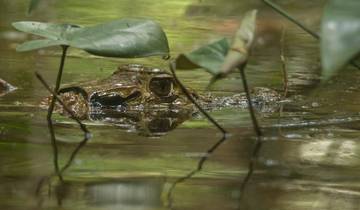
321,0,360,79
175,38,230,75
12,19,170,58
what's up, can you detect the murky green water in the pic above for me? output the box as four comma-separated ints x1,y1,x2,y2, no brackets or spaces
1,0,360,210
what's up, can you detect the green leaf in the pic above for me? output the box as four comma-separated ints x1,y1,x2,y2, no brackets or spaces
219,9,257,75
12,22,80,41
12,19,170,58
321,0,360,79
175,9,257,79
175,38,230,75
68,19,170,58
16,39,67,52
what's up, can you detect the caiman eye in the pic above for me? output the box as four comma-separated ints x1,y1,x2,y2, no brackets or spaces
149,75,174,97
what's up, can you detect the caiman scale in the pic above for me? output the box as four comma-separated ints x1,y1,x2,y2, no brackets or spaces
41,64,281,135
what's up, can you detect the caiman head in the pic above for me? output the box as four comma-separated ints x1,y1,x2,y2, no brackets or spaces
41,64,197,135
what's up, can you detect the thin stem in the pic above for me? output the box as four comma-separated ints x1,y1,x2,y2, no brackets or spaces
239,64,262,137
262,0,360,71
35,72,91,205
46,45,69,182
36,72,91,172
262,0,319,39
280,26,288,98
237,64,263,204
169,62,227,136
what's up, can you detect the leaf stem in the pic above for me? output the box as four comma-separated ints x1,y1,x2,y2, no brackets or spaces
239,64,262,137
36,72,91,173
46,45,69,182
169,61,227,136
262,0,320,39
238,64,263,203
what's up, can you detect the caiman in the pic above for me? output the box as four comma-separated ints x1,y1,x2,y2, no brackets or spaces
41,64,281,135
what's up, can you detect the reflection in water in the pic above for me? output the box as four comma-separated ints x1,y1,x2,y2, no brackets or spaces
166,135,228,208
89,107,193,136
37,177,165,210
86,178,163,209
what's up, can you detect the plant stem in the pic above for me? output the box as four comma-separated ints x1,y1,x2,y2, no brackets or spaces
36,72,91,205
280,26,288,98
36,72,91,173
237,64,263,204
46,45,69,182
239,64,262,137
169,62,227,136
262,0,360,71
262,0,319,39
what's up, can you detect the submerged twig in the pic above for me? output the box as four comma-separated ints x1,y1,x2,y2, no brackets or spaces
167,135,227,208
169,61,227,136
262,0,360,70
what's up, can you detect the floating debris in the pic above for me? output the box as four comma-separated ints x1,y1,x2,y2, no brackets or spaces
0,78,17,97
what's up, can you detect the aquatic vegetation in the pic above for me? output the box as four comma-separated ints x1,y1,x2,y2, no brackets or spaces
172,10,260,136
263,0,360,79
321,0,360,79
6,1,360,209
12,18,170,182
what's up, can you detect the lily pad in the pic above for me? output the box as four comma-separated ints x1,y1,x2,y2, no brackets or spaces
12,18,170,58
321,0,360,79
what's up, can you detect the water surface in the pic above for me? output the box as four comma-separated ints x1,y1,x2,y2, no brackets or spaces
1,1,360,210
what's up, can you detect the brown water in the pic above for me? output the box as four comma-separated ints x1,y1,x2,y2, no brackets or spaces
1,0,360,210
